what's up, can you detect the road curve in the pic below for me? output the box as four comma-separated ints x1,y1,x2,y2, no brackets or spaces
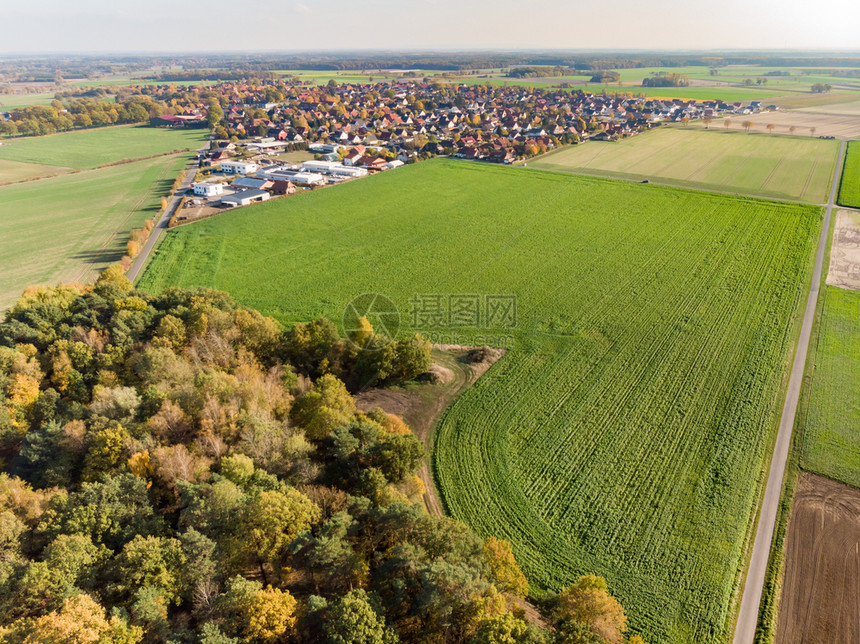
127,137,211,282
732,138,847,644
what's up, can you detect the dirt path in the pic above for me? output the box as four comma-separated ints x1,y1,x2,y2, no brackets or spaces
355,346,546,624
775,474,860,643
355,346,502,517
732,138,848,644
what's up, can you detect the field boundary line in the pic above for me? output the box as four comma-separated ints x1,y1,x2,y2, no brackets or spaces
732,138,847,644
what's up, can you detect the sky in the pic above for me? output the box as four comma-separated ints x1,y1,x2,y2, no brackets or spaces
1,0,859,54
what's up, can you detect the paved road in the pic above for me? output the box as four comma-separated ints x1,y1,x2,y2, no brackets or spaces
127,138,211,282
732,138,847,644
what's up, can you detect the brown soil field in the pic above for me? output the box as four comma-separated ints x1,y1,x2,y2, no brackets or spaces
827,210,860,291
775,473,860,644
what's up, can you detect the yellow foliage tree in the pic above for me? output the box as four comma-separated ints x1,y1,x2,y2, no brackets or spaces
245,586,298,643
483,537,529,599
6,593,142,643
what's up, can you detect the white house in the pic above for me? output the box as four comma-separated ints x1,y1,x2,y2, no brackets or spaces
286,172,326,186
220,160,259,175
192,182,224,197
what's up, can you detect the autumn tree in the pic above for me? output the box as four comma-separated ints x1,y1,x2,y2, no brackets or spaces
551,575,627,644
482,537,528,598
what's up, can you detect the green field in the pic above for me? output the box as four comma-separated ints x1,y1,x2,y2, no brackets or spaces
459,79,785,101
531,128,838,202
837,141,860,208
0,154,188,309
0,92,58,110
0,125,207,169
799,287,860,487
137,160,820,643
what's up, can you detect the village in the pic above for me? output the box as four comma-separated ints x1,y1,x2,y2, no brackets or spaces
152,80,774,164
158,78,774,221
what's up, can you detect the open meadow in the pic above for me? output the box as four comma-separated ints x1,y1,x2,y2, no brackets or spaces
0,158,70,185
0,153,189,309
137,159,821,643
838,141,860,208
0,124,207,169
531,127,839,202
798,286,860,487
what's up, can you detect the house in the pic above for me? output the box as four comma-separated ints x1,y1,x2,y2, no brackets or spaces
192,183,224,197
271,180,297,195
150,114,206,128
343,149,363,166
220,161,259,175
220,189,271,208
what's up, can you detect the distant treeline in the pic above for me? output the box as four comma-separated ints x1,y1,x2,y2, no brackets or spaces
590,71,621,83
0,84,216,137
3,53,860,87
506,66,580,78
143,70,278,82
642,72,690,87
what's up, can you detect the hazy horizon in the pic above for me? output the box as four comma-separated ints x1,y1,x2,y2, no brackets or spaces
2,0,859,55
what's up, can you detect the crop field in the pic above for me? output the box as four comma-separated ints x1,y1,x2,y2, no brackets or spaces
0,153,187,309
687,111,860,140
531,128,839,202
800,99,860,115
138,160,820,643
799,287,860,487
0,125,207,169
838,141,860,208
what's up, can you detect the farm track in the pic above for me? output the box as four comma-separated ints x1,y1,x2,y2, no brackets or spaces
731,138,847,644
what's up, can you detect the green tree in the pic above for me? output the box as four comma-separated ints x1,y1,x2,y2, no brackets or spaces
471,612,547,644
114,535,187,606
322,589,397,644
228,488,320,584
292,374,356,440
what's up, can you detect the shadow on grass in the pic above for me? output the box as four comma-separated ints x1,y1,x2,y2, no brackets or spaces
71,248,125,265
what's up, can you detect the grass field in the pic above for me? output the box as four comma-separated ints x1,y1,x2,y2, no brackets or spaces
0,154,188,309
137,160,820,643
837,141,860,208
0,125,207,169
462,79,786,101
799,287,860,487
531,128,839,202
0,159,70,185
